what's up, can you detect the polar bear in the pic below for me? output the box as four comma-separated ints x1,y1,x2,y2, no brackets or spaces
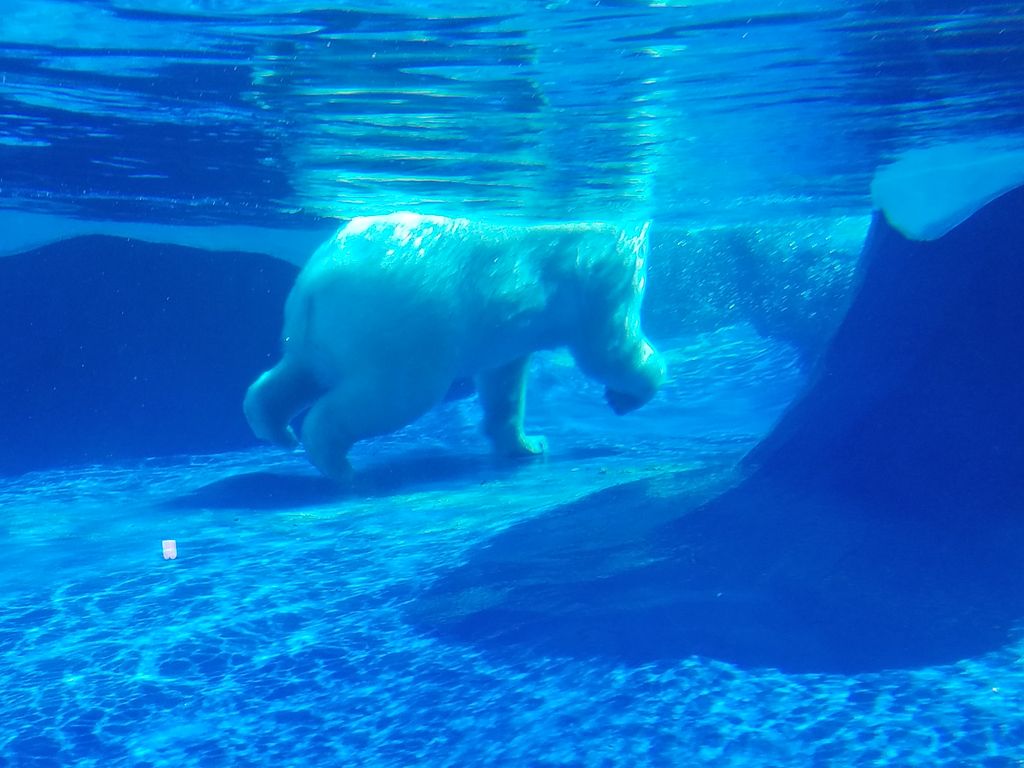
244,212,665,480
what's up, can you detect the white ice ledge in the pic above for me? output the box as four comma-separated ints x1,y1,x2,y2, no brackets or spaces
871,139,1024,241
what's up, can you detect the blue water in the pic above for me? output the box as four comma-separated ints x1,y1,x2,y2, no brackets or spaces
3,2,1024,766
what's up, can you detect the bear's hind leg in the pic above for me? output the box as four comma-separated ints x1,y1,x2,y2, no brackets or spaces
477,356,547,457
244,360,322,448
301,374,449,481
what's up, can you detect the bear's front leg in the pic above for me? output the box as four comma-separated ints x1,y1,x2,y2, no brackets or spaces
572,326,666,414
476,356,548,456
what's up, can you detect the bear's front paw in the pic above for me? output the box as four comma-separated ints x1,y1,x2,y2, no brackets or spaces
491,429,547,457
516,433,548,456
483,421,548,456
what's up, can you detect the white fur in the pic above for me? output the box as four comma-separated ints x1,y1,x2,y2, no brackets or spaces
244,212,665,479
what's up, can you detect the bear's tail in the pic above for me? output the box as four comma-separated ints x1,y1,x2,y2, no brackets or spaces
243,360,321,449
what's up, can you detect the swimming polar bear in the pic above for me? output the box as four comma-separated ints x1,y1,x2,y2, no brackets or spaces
244,212,665,479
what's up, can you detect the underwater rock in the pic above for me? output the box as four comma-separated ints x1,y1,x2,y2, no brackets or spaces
0,210,330,265
412,152,1024,674
0,236,296,475
747,145,1024,504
